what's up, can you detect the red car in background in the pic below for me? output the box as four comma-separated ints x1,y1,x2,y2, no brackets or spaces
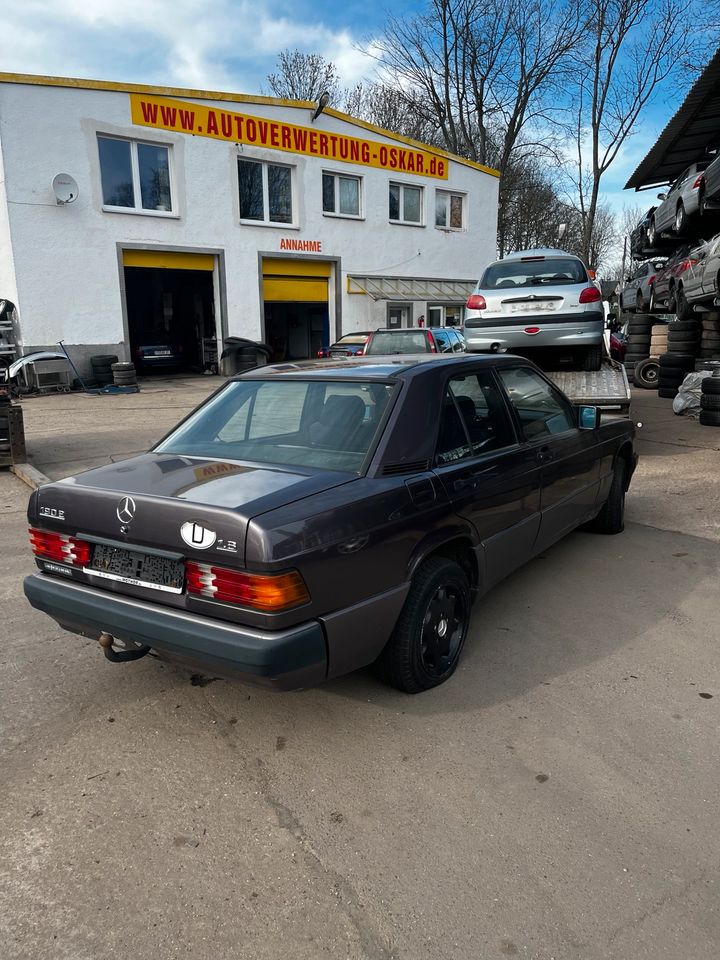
649,246,697,319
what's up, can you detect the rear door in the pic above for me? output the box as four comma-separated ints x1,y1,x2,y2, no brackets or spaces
495,365,601,552
431,368,541,589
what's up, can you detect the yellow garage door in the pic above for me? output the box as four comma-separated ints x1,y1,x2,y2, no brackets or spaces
122,250,215,271
262,258,330,303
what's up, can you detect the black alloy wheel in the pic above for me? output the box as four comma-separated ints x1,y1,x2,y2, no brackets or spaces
378,556,471,693
648,217,658,247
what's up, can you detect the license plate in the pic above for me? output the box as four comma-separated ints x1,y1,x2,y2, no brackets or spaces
87,544,184,593
509,301,557,313
153,350,172,356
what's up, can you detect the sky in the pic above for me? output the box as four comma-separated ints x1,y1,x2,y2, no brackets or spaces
0,0,699,234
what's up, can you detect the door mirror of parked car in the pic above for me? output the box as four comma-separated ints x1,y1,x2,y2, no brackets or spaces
578,405,601,430
657,192,667,201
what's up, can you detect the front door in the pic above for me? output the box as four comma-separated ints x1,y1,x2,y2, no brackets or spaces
432,368,542,590
496,365,601,552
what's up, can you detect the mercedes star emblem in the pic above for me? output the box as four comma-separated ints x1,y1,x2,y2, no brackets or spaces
116,496,136,525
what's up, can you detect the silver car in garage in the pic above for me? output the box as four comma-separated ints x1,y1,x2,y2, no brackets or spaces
463,249,605,371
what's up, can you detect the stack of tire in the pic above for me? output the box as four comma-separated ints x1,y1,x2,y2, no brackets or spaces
699,371,720,427
658,352,696,398
699,313,720,360
667,319,701,356
112,361,138,389
90,353,118,386
622,313,652,381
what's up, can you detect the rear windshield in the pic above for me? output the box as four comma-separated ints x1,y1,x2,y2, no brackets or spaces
335,334,369,345
155,379,396,473
480,257,587,290
365,331,429,354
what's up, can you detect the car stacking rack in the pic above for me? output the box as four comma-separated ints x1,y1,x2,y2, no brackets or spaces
545,359,632,416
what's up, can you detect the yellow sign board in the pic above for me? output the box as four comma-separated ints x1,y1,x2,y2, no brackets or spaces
130,94,449,180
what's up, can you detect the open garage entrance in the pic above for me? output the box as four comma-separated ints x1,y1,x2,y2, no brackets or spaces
122,250,219,375
262,258,332,361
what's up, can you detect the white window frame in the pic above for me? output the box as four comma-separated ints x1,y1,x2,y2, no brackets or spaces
322,170,363,220
389,181,424,226
435,189,466,231
98,135,176,217
238,158,296,227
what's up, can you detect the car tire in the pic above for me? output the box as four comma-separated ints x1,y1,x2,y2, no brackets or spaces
668,320,700,333
701,377,720,395
700,394,720,410
634,358,660,388
699,410,720,427
675,283,693,320
675,203,688,234
584,344,603,371
377,556,471,693
111,361,135,372
648,217,658,246
586,459,626,535
627,335,651,346
667,340,699,354
658,386,679,398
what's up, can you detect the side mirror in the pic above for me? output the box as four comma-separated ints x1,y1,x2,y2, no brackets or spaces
578,405,601,430
658,192,667,201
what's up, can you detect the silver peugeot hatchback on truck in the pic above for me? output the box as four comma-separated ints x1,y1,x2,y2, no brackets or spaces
463,248,605,371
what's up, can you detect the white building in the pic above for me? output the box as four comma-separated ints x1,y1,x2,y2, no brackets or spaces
0,73,499,373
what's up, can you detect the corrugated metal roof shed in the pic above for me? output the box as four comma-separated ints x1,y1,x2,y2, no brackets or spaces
625,48,720,190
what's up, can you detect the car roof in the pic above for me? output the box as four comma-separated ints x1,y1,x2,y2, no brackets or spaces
235,354,523,381
500,248,580,262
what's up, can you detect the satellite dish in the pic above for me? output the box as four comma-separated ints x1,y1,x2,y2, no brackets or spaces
52,174,79,205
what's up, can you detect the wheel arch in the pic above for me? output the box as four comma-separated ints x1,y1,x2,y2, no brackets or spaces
615,441,635,491
407,531,480,594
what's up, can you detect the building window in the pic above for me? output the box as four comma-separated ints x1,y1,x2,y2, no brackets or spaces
322,172,361,217
389,182,423,225
98,136,172,213
436,191,464,229
238,159,293,225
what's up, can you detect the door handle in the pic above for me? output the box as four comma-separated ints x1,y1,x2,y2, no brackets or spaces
453,474,477,492
536,446,554,464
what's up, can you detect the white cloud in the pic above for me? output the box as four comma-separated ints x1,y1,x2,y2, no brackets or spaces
0,0,378,93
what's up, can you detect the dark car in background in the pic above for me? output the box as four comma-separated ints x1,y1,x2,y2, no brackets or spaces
630,207,656,258
364,327,465,355
24,355,636,695
132,331,184,372
318,331,372,359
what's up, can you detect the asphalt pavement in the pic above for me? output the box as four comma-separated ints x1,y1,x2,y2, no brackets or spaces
1,380,719,959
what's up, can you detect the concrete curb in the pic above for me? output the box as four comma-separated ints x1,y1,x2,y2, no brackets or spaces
10,462,51,490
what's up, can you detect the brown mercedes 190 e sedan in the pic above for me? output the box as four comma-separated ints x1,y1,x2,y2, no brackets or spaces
24,355,637,693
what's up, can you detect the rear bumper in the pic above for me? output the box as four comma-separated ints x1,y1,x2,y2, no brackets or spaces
464,316,604,350
24,572,327,690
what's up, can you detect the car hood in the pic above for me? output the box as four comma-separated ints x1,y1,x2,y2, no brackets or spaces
30,453,355,565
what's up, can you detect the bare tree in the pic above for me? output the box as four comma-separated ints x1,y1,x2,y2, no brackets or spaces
373,0,584,169
569,0,695,264
266,50,341,103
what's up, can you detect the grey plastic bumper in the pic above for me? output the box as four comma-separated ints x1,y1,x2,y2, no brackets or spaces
24,573,327,690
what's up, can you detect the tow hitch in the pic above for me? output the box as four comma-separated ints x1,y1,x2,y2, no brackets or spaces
98,631,151,663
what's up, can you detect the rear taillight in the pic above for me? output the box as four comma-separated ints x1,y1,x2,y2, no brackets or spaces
579,286,602,303
185,561,310,611
524,326,541,335
466,294,487,310
648,275,656,284
317,349,325,358
29,527,91,567
427,334,437,353
354,348,364,356
693,174,704,189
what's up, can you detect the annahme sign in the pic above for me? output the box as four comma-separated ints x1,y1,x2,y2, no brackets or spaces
130,94,449,180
